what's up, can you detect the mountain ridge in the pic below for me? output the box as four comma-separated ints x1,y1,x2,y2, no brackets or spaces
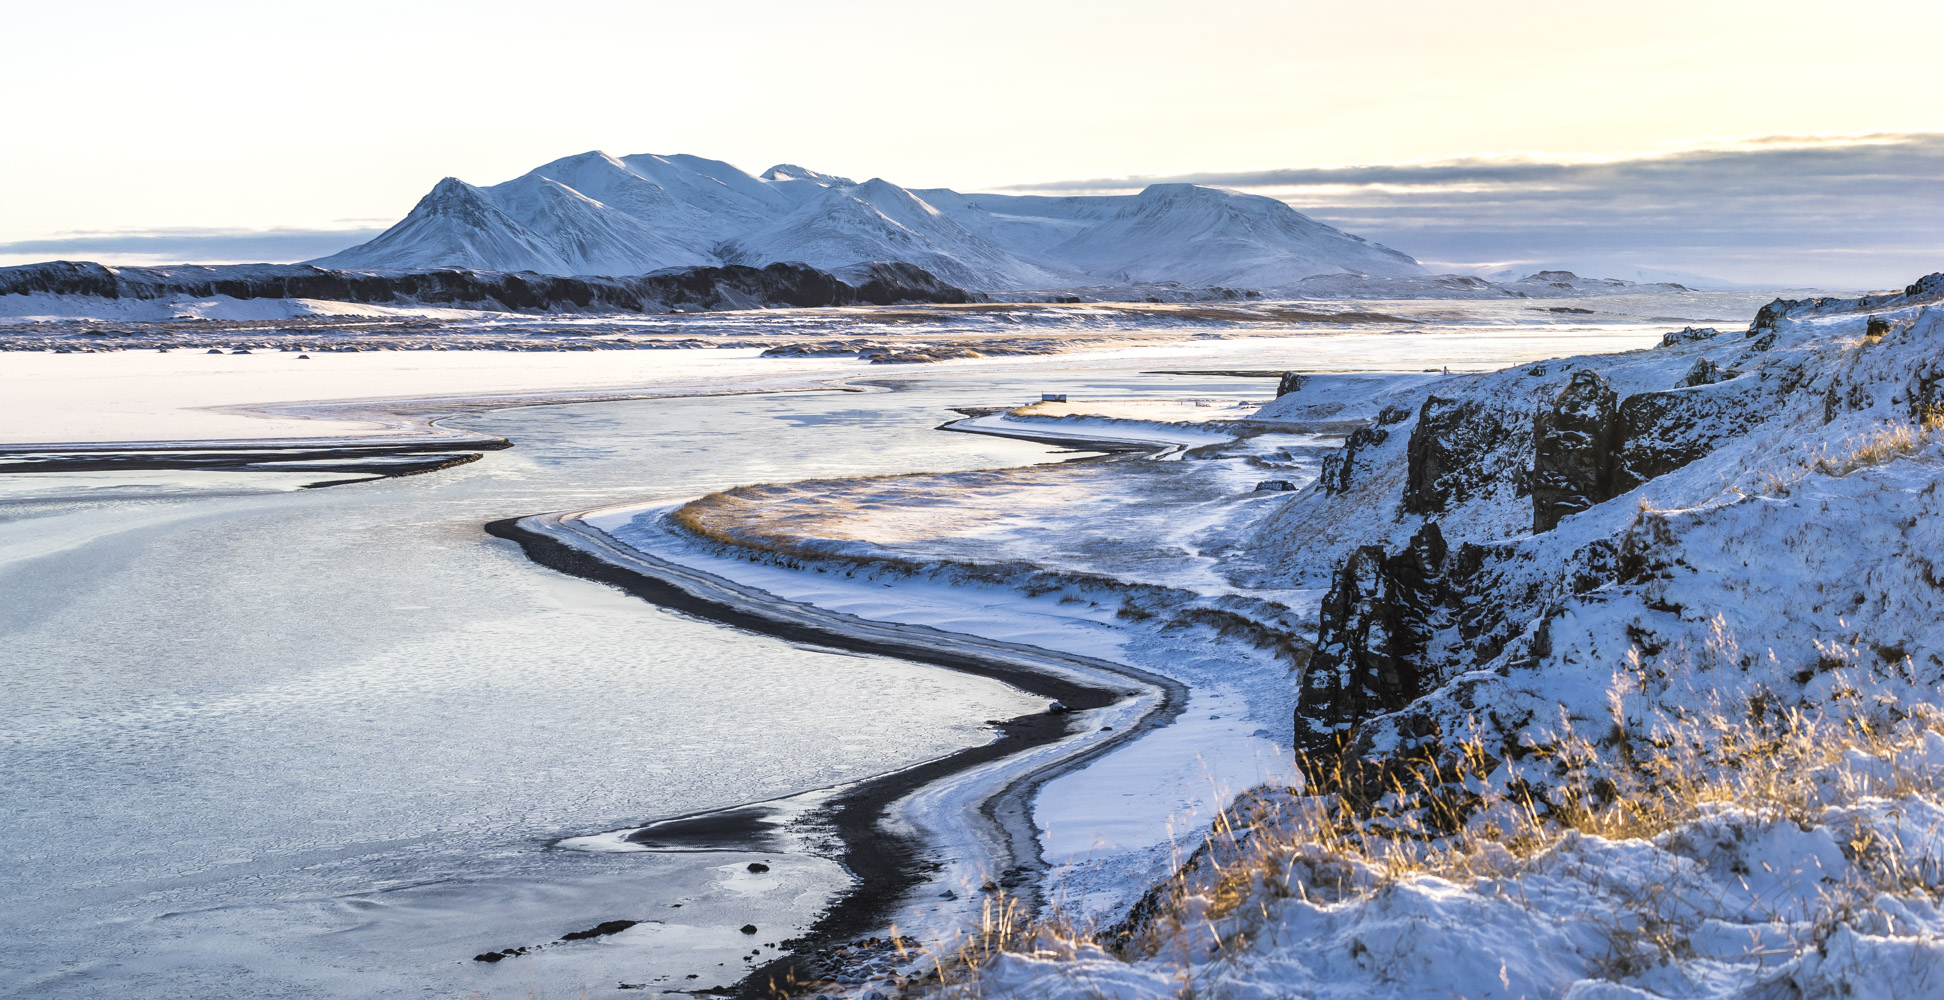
313,152,1426,290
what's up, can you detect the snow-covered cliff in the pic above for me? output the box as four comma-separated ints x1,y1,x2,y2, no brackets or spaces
1255,273,1944,782
907,273,1944,1000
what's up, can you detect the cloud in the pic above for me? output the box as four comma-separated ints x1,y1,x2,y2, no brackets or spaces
7,135,1936,289
0,226,381,268
1005,133,1944,287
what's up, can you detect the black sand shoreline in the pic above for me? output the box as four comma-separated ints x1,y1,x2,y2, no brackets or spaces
485,514,1187,998
0,438,509,486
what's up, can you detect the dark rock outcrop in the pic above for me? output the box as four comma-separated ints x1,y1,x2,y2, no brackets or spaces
1319,425,1387,495
834,262,976,306
1294,523,1451,757
1611,384,1764,492
1403,397,1519,515
1911,360,1944,422
1276,372,1309,397
1318,406,1412,495
1677,357,1731,387
1525,369,1765,532
1531,370,1619,532
0,259,979,315
1659,326,1722,348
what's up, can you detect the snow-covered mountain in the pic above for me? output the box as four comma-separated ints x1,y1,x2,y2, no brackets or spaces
315,152,1426,290
1045,183,1422,286
719,178,1081,291
311,178,567,274
486,175,711,276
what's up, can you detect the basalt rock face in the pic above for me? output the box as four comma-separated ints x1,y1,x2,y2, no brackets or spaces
1611,383,1767,492
1528,367,1770,533
1531,370,1620,532
1295,523,1453,758
1317,406,1413,495
1402,396,1522,515
0,260,978,314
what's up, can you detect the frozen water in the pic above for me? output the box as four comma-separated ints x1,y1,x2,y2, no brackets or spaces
0,314,1675,997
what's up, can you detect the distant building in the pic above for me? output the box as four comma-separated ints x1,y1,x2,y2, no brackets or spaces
1041,393,1067,403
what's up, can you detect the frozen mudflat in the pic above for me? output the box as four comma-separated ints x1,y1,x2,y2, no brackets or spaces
2,293,1794,998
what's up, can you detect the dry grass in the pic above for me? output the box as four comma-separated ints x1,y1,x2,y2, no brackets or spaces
914,651,1944,997
1814,412,1944,477
1754,410,1944,497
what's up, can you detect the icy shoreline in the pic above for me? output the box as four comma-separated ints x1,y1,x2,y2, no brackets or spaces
486,508,1188,995
7,316,1766,997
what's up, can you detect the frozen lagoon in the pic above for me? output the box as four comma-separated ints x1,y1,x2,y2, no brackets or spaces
0,318,1676,997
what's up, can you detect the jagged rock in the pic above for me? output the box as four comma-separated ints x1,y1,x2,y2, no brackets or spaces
1276,372,1309,397
1294,523,1449,757
1909,272,1944,298
1910,360,1944,421
1659,326,1722,348
1403,397,1517,515
1254,480,1298,492
1677,357,1731,387
1531,370,1619,532
1318,426,1385,495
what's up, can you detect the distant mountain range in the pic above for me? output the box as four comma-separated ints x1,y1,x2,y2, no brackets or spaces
312,152,1425,290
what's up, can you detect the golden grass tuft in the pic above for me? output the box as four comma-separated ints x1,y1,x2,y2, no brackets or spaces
915,656,1944,997
1749,409,1943,497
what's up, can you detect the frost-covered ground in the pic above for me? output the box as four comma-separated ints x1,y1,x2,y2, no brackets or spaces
526,278,1944,1000
884,279,1944,1000
667,424,1330,595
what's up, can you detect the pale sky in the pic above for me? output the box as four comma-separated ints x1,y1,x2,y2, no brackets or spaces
3,0,1939,285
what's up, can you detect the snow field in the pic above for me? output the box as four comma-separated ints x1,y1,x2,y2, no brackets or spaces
923,282,1944,997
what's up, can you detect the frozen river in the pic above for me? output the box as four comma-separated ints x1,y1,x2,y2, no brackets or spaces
0,324,1674,998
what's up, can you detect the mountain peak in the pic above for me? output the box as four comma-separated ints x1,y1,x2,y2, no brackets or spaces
423,176,486,202
1135,182,1224,198
761,164,854,186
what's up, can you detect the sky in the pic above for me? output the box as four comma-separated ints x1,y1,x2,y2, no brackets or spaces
2,0,1938,286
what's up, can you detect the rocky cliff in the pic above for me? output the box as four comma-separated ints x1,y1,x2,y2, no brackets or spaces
1254,273,1944,801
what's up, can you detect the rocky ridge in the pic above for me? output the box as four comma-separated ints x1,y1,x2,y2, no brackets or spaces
1249,273,1944,794
0,259,975,315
